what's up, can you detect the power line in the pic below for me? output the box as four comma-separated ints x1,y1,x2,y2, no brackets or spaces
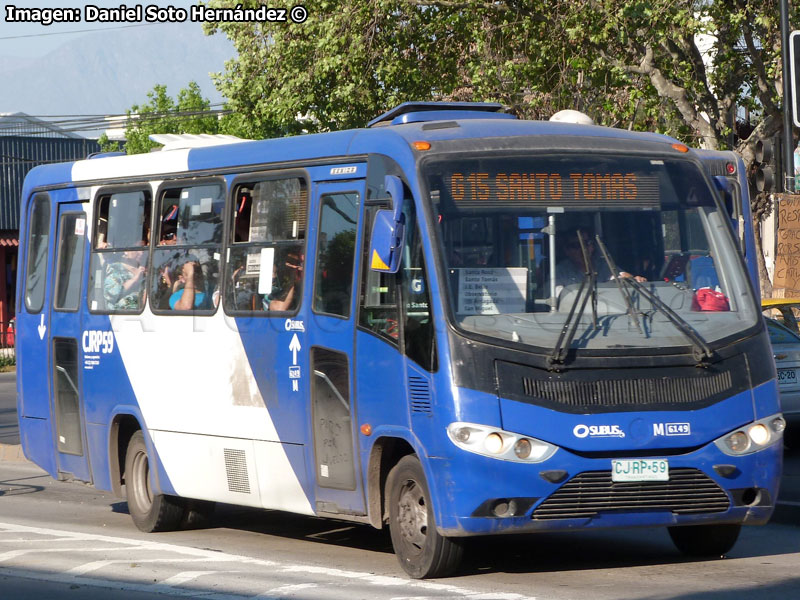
0,107,231,136
0,23,157,42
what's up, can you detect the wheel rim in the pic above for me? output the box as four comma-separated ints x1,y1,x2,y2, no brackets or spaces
397,478,428,553
131,449,153,513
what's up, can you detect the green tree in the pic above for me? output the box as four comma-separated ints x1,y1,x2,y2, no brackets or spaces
123,82,223,154
97,133,123,154
205,0,796,294
204,1,792,144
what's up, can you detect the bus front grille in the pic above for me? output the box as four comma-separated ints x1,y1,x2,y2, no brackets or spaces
532,468,729,520
520,372,732,410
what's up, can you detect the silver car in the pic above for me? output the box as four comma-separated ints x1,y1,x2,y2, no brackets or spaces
765,317,800,427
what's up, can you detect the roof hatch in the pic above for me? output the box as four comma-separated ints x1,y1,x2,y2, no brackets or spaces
367,101,516,127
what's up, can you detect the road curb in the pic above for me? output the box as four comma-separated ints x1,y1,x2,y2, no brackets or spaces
0,443,28,463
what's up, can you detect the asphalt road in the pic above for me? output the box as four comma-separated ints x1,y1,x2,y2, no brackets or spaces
0,460,799,600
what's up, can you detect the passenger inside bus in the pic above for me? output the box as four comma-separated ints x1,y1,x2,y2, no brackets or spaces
229,248,303,312
103,248,147,310
555,227,645,289
266,250,303,311
163,259,218,310
160,206,178,245
96,195,151,311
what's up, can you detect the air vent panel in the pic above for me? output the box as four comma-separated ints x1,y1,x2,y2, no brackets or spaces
409,375,432,413
224,448,251,494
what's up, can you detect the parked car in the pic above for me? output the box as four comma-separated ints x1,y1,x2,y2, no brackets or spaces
762,298,800,334
764,316,800,439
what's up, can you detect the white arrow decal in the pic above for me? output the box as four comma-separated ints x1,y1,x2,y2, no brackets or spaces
37,314,46,340
289,333,301,366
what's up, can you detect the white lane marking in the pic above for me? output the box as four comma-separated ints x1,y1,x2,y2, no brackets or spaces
0,566,250,600
0,546,134,563
254,583,319,598
0,537,77,543
157,570,221,587
67,557,215,576
0,521,539,599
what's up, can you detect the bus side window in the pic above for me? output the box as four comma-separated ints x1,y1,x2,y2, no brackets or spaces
24,193,51,313
151,183,224,313
401,199,436,372
87,190,151,314
224,176,307,314
358,205,400,343
313,192,359,317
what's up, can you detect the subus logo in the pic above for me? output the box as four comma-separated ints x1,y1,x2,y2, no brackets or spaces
82,330,114,354
653,422,691,436
285,319,305,332
573,424,625,439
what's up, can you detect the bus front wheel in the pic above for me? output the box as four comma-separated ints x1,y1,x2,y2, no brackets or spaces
386,455,463,578
667,523,741,557
124,430,185,532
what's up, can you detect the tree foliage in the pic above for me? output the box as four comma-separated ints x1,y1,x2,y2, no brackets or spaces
204,0,796,294
205,0,793,152
122,82,222,154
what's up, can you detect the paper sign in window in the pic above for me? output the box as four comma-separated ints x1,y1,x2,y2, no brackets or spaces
245,251,261,276
457,268,528,315
258,247,275,295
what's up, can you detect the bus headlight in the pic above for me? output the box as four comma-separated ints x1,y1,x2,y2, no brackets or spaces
484,432,504,454
748,424,770,446
714,414,784,456
447,422,557,463
514,438,532,459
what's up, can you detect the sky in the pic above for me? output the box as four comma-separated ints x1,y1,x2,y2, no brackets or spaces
0,0,205,58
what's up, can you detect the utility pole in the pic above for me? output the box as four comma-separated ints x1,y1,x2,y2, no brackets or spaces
781,0,795,192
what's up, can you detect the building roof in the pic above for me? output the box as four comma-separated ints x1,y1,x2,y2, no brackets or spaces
0,112,82,139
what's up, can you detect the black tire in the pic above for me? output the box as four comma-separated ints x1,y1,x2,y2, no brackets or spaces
386,455,463,578
124,430,185,532
668,523,741,557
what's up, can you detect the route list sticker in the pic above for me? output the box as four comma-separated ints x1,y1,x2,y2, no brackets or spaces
457,268,527,315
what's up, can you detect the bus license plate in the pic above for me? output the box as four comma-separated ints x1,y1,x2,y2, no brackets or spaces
778,368,797,383
611,459,669,482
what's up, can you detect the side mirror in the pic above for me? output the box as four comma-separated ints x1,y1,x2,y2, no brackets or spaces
369,176,406,273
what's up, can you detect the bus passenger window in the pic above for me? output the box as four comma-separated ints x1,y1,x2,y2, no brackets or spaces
88,190,151,313
151,183,224,313
24,193,51,313
224,176,307,314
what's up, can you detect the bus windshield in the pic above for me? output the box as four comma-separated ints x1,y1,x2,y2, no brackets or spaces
423,153,759,353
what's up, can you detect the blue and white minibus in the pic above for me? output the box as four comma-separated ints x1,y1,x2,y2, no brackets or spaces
16,103,783,578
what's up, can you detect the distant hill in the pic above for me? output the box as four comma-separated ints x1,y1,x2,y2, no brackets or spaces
0,22,234,117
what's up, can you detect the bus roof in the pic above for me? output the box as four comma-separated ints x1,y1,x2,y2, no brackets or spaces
22,109,686,191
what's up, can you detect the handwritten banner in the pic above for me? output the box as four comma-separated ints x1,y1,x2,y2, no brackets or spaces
773,197,800,296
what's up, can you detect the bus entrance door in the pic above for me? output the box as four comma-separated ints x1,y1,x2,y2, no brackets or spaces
306,180,366,516
48,197,91,483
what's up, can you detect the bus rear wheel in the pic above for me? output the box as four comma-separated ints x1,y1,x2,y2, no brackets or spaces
125,430,185,532
386,455,463,578
668,523,741,557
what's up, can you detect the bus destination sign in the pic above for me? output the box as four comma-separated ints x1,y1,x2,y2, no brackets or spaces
447,171,659,207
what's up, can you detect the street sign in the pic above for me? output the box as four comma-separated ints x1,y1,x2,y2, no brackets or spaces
790,31,800,127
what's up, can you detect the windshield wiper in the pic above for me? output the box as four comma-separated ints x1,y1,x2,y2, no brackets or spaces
620,278,713,364
548,232,598,369
595,235,643,334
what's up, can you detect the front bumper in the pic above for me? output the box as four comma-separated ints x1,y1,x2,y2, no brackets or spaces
430,438,782,537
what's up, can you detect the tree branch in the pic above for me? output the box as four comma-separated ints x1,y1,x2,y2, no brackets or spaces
603,45,719,147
